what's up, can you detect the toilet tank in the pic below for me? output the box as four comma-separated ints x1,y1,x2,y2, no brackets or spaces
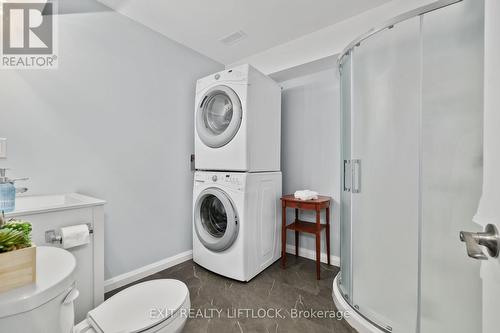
5,193,105,322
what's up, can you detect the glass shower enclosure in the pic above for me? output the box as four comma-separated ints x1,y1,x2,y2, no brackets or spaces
337,0,484,332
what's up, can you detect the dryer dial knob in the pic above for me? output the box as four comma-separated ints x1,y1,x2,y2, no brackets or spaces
212,175,218,182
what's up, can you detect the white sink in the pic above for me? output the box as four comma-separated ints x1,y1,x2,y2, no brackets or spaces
6,193,106,217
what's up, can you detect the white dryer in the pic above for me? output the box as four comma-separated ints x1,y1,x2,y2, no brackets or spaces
192,171,282,281
194,64,281,172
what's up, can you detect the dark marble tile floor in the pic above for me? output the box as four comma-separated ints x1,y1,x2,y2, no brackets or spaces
105,254,357,333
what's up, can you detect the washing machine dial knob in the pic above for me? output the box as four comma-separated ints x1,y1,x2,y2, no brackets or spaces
212,175,218,182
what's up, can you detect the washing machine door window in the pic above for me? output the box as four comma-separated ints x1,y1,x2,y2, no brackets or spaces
194,188,239,252
196,85,242,148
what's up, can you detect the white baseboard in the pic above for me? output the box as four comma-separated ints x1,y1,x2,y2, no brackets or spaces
104,250,193,293
104,246,338,293
286,244,340,267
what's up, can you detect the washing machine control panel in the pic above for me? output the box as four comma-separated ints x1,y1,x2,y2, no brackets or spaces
195,172,244,189
223,174,241,185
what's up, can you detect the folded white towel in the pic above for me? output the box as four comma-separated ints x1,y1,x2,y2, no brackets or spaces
294,190,319,201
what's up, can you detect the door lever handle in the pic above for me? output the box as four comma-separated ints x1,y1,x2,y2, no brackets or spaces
459,224,500,260
459,231,488,260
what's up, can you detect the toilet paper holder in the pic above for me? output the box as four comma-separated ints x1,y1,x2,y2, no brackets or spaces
45,223,94,244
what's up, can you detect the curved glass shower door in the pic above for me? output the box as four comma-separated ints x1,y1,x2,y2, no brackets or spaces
419,1,484,332
350,17,421,333
338,1,484,332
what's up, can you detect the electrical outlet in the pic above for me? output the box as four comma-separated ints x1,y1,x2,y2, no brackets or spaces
0,138,6,158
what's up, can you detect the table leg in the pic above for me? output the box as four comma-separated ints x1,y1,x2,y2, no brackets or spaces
326,206,331,266
315,208,321,280
281,205,287,268
295,208,299,257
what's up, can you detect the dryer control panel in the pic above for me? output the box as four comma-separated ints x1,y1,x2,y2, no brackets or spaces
195,64,250,94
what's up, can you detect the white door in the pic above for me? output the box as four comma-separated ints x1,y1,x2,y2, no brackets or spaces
196,85,242,148
474,1,500,332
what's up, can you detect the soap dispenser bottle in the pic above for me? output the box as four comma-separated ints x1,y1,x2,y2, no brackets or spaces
0,168,28,214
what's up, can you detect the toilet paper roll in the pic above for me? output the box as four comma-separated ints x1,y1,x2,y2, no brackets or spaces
61,224,90,249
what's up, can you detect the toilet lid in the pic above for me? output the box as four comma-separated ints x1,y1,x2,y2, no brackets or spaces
0,247,76,318
88,279,189,333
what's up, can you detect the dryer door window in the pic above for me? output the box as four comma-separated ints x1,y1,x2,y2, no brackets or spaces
194,188,239,252
196,85,242,148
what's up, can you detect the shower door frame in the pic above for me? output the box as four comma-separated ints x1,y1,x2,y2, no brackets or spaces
338,0,462,62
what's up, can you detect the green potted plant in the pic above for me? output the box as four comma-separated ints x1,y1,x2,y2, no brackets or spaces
0,220,36,293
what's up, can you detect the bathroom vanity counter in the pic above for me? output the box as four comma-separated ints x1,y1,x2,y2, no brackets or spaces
6,193,106,217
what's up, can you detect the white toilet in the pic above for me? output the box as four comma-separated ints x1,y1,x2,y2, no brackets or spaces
0,247,190,333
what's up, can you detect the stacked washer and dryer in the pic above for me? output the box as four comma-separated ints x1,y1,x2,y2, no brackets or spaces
193,64,282,281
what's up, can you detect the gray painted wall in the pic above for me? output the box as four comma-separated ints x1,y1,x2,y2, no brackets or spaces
0,1,223,279
280,67,341,259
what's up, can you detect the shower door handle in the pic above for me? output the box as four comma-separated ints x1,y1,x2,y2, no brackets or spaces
352,159,361,193
343,160,351,192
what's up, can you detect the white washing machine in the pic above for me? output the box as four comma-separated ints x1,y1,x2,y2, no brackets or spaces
192,171,282,281
194,64,281,172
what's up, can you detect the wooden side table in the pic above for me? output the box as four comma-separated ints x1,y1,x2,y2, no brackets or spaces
280,194,332,280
